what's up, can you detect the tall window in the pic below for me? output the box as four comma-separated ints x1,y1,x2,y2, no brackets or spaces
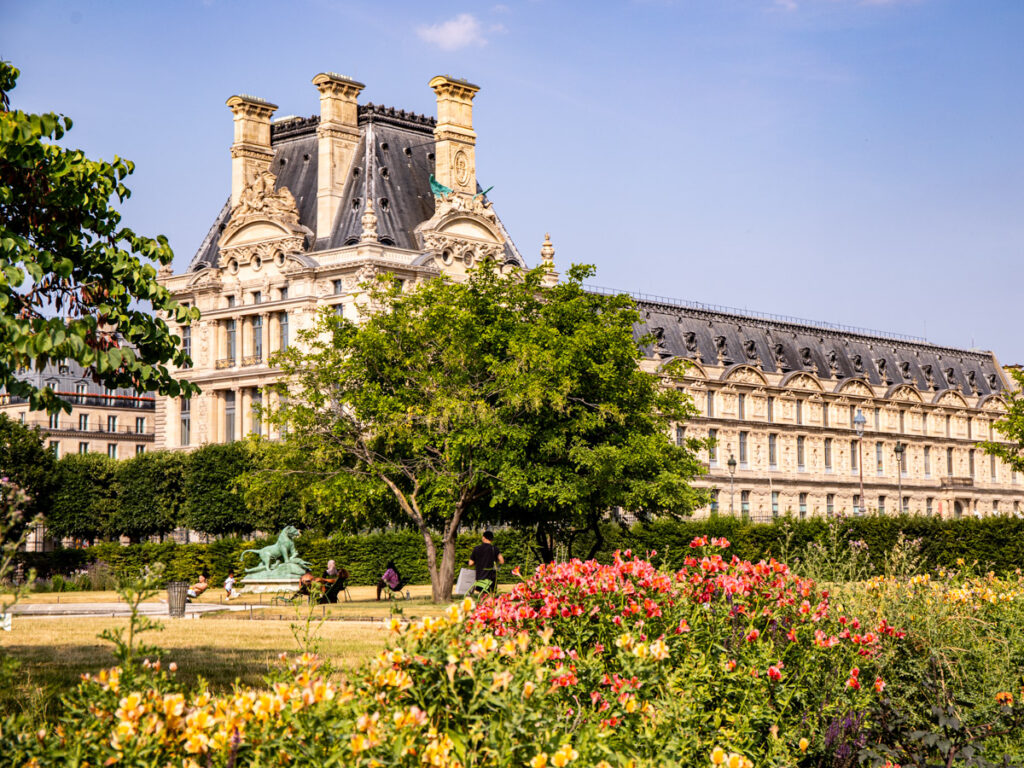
226,295,236,308
674,426,685,446
706,390,714,418
226,319,237,361
79,413,89,431
874,407,880,430
737,393,745,420
48,412,59,429
854,494,861,515
768,434,778,469
826,493,835,517
49,441,60,457
767,396,774,423
926,497,933,516
799,492,807,519
922,413,928,435
107,443,117,459
279,286,288,300
797,436,805,471
849,404,856,427
251,389,262,436
990,453,997,482
253,315,263,359
796,399,803,425
899,410,905,433
924,445,931,477
878,495,886,514
78,442,89,454
902,496,909,514
822,402,829,427
824,438,832,471
967,418,972,440
899,447,907,476
946,447,954,476
876,442,884,475
252,290,262,305
136,445,145,455
738,431,748,467
279,312,289,350
708,428,718,465
850,439,858,471
333,279,343,295
225,391,236,443
75,382,86,403
182,326,192,367
107,415,117,432
710,489,719,514
740,490,750,520
945,415,951,437
136,416,145,434
992,500,999,515
969,449,975,478
772,491,779,519
180,398,191,446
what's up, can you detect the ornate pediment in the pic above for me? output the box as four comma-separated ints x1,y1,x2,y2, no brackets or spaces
218,171,310,259
721,364,768,386
887,384,924,403
934,389,968,408
781,371,825,392
835,378,873,398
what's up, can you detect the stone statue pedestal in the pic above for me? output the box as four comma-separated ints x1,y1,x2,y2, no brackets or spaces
239,578,302,594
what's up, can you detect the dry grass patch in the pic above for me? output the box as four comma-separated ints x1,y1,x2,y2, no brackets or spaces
0,616,388,724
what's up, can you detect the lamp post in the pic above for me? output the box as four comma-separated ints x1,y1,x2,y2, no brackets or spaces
727,453,737,517
894,441,905,514
854,408,866,515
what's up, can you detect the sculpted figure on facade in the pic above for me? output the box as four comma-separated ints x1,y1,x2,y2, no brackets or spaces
773,343,790,372
683,331,701,361
922,364,936,390
852,354,864,374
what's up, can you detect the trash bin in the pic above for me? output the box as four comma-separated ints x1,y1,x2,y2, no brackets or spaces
167,581,189,618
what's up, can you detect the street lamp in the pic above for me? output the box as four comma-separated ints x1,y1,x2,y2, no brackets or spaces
894,441,905,514
727,453,737,517
853,408,866,515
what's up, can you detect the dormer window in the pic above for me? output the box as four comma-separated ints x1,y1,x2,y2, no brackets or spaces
252,291,262,305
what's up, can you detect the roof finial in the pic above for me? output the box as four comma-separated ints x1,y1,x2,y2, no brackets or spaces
540,232,558,286
360,197,378,243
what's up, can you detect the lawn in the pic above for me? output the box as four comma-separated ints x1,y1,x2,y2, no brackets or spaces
0,614,388,724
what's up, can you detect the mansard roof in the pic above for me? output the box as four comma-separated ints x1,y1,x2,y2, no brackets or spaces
188,104,522,271
636,299,1007,399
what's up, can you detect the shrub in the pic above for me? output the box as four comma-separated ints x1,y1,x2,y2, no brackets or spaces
47,453,118,542
113,451,188,542
182,442,251,536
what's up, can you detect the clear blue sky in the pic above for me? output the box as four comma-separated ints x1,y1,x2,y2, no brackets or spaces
3,1,1022,362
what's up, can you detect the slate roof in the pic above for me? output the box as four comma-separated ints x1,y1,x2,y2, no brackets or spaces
636,299,1007,398
189,104,522,270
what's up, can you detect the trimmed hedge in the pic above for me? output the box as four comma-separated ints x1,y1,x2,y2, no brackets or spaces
17,516,1024,589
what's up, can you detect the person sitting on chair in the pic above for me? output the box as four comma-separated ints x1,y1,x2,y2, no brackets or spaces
323,560,339,580
187,570,209,602
469,531,504,593
297,569,316,596
376,560,405,600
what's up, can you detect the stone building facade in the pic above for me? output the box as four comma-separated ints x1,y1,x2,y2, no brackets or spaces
156,71,1022,521
0,359,155,459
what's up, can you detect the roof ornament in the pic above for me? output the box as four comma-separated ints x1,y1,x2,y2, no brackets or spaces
359,197,379,243
540,233,558,287
429,173,454,199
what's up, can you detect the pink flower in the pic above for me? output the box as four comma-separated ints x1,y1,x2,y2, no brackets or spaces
745,628,760,642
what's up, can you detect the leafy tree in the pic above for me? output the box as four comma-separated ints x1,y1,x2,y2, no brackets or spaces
112,451,188,542
0,61,199,414
0,413,55,528
49,453,118,543
182,442,251,536
238,438,310,533
981,368,1024,476
270,262,707,602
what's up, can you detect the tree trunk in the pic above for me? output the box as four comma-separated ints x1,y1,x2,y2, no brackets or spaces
585,515,605,561
535,523,555,564
417,523,441,601
433,500,466,603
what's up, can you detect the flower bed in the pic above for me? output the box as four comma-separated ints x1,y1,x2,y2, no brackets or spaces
5,539,932,767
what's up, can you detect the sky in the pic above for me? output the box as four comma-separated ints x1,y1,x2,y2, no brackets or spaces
2,0,1022,362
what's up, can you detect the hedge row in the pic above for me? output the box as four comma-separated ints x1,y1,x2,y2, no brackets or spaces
18,515,1024,589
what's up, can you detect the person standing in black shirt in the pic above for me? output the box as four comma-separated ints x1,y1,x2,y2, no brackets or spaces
468,531,504,592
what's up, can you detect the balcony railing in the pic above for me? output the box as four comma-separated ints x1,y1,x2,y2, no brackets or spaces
28,421,155,439
941,476,974,489
215,358,235,370
241,355,263,367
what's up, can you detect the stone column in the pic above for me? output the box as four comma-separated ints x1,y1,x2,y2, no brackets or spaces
261,312,270,362
269,313,280,355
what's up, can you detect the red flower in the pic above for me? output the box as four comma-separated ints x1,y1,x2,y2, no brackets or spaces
874,677,886,693
745,628,760,642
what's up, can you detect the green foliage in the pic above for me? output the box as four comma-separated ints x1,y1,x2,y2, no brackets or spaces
48,452,117,542
0,61,200,414
982,367,1024,475
112,450,187,542
97,563,165,670
237,438,309,533
270,262,706,601
0,413,55,526
182,442,251,535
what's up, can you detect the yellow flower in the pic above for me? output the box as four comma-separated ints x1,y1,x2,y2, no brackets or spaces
632,643,649,659
491,671,513,692
382,616,404,634
462,596,475,613
530,753,549,768
650,638,670,661
710,747,727,765
615,633,635,651
523,680,536,698
799,737,810,752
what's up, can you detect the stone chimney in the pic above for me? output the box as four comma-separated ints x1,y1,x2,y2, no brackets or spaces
429,75,480,196
226,95,278,208
312,72,365,240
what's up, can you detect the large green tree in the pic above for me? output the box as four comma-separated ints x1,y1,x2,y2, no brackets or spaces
270,262,707,602
981,367,1024,476
182,442,251,537
0,413,56,528
0,61,199,414
112,450,188,542
49,453,118,543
